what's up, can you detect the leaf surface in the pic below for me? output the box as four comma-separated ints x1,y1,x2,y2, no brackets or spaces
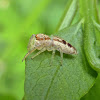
79,0,100,72
81,73,100,100
57,0,77,31
24,22,97,100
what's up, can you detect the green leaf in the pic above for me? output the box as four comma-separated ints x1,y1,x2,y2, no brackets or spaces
84,20,100,72
81,14,100,100
57,0,78,31
92,0,100,24
81,73,100,100
24,0,100,99
93,19,100,31
24,21,97,100
79,0,100,72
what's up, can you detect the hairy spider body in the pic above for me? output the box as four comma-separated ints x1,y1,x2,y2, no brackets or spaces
22,34,77,64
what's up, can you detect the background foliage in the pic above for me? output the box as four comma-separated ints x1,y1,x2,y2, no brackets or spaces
0,0,100,100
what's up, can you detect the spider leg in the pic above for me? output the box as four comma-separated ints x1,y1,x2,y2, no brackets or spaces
51,35,54,43
52,49,55,60
31,48,46,59
51,35,53,40
22,47,37,62
50,50,55,66
56,45,63,66
59,50,63,66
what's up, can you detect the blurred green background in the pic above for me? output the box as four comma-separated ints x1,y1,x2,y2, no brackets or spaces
0,0,100,100
0,0,68,100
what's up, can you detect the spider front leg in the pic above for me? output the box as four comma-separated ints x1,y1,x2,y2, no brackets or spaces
31,48,46,59
22,45,41,62
22,47,37,62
